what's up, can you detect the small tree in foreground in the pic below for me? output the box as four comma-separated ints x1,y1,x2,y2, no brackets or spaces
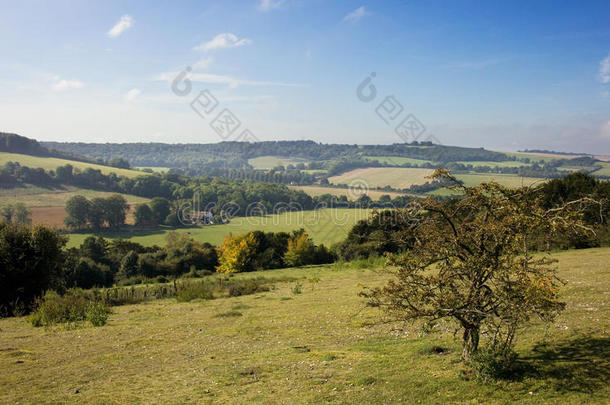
361,169,601,363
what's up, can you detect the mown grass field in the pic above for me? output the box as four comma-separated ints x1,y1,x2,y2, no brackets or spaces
502,151,584,163
328,167,436,189
455,160,531,168
427,174,544,196
328,167,543,191
289,185,406,200
67,208,373,248
135,166,171,173
455,173,544,188
1,247,608,404
363,156,433,166
592,162,610,177
0,152,144,178
248,156,310,170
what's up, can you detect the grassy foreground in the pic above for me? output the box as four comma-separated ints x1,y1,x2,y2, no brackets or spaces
1,248,609,404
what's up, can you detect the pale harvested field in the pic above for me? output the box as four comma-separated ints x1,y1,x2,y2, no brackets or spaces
328,168,435,190
29,205,138,227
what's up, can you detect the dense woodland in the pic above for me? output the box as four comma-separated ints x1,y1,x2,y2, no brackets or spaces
42,140,512,168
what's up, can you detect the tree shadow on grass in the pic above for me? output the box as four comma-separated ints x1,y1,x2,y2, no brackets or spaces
516,336,610,394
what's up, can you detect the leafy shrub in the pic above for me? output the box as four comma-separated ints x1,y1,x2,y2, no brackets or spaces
470,347,519,382
176,276,289,302
30,291,89,326
86,301,110,326
30,290,110,327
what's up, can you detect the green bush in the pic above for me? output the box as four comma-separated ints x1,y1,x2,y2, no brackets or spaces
30,290,110,327
176,276,284,302
470,347,519,382
86,301,110,327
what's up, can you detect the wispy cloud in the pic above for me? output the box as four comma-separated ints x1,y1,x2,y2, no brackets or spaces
599,54,610,83
193,56,214,70
156,71,303,88
107,15,134,38
52,77,84,91
258,0,284,11
343,6,367,23
124,88,141,101
194,33,252,52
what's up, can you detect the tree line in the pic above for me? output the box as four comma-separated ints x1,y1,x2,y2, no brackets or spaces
0,223,333,316
335,172,610,261
43,139,511,169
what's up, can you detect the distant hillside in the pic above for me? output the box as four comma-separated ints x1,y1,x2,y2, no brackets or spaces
42,140,510,169
1,132,130,169
0,132,53,156
0,152,143,179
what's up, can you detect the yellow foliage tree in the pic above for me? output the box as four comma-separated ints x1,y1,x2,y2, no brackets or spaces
284,232,315,267
216,233,258,273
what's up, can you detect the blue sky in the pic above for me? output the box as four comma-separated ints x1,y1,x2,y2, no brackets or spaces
0,0,609,153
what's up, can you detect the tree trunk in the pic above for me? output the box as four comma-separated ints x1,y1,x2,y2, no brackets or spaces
462,325,480,360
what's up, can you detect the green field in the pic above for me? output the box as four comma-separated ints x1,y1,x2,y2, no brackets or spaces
135,166,171,173
248,156,310,170
363,156,432,166
302,169,327,174
592,162,610,177
455,160,531,168
67,208,373,248
329,167,436,189
502,151,585,163
0,152,143,178
1,247,608,404
426,173,545,196
455,173,544,188
289,185,407,200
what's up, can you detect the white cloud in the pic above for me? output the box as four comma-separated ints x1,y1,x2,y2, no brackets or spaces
193,56,214,70
343,6,367,23
194,33,252,52
124,88,141,101
107,15,134,38
52,77,84,91
599,54,610,83
156,71,303,88
259,0,283,11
